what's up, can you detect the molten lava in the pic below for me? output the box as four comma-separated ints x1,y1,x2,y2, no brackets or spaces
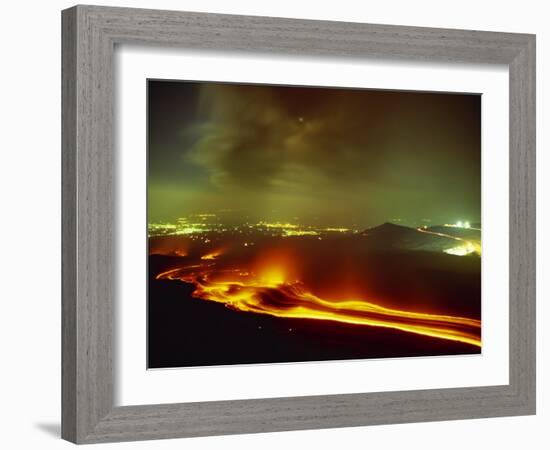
416,227,481,256
201,249,224,260
155,260,481,348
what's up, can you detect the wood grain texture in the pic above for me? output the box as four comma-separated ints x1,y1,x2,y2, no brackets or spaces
61,4,536,444
61,7,77,443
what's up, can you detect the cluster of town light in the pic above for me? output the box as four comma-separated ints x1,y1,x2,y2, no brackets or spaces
149,216,358,238
443,241,477,256
443,221,471,229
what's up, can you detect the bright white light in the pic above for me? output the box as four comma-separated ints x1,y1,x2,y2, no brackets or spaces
451,220,471,229
444,241,478,256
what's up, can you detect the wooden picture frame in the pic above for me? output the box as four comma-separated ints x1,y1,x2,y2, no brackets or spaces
62,5,536,444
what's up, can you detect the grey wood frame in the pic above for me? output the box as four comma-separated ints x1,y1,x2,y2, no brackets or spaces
62,4,536,444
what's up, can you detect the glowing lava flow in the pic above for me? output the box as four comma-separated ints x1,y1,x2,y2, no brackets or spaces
416,227,481,256
201,250,223,260
156,264,481,348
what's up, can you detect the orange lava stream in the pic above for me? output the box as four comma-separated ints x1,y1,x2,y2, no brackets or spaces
416,227,481,255
155,264,481,348
416,227,463,241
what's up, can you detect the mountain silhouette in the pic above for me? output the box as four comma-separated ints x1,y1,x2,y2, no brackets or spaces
361,222,459,252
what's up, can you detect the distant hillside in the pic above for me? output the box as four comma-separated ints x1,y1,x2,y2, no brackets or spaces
361,222,461,253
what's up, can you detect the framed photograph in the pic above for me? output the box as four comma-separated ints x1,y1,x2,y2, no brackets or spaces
147,80,483,368
62,5,536,444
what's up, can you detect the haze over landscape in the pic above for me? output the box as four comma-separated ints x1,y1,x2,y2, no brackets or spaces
148,80,481,227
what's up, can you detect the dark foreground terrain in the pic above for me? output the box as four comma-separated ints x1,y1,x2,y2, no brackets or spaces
148,275,479,368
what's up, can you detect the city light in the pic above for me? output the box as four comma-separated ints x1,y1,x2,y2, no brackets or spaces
149,216,361,238
443,221,473,230
444,242,477,256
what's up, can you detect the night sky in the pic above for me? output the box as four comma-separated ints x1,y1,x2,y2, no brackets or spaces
148,80,481,228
